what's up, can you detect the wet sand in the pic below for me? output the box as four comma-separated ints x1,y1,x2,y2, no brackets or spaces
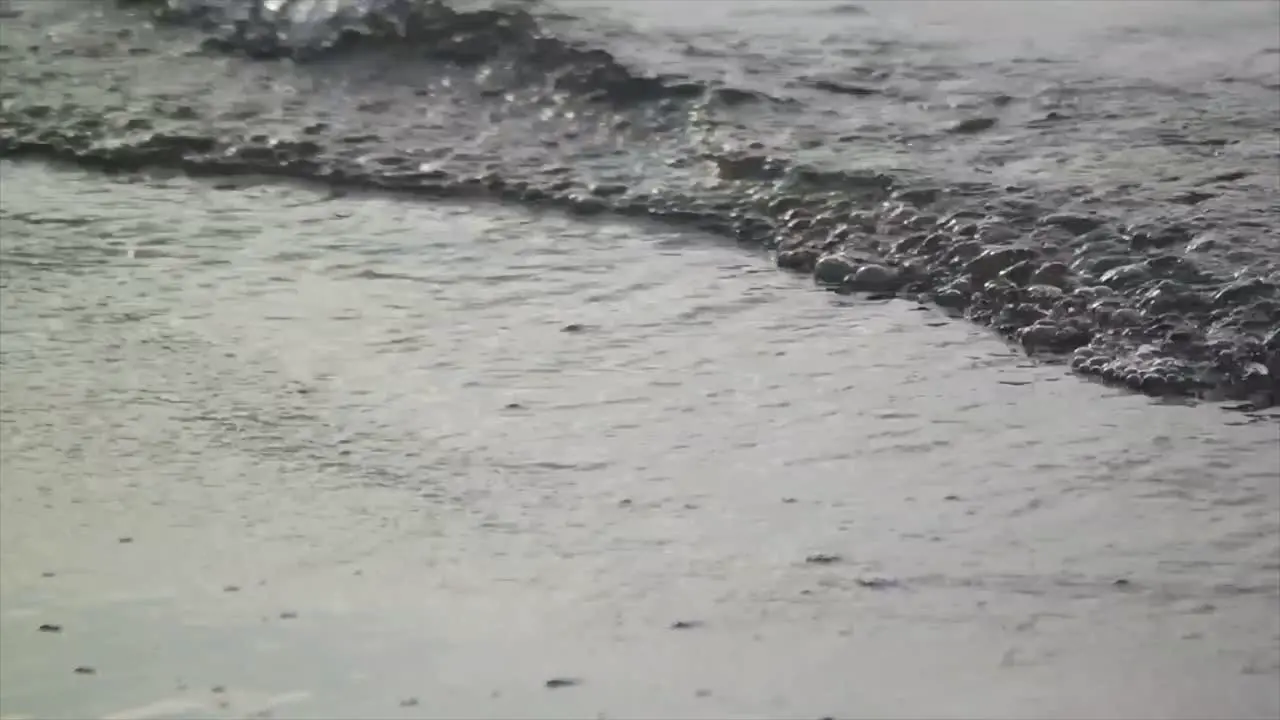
1,163,1278,719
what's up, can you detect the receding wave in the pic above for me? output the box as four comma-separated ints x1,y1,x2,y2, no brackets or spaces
1,0,1276,408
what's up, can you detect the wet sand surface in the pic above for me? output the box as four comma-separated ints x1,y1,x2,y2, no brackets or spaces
1,162,1278,718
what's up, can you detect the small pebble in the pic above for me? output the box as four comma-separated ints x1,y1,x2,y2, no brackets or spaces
74,666,96,675
545,677,580,689
943,494,961,501
805,553,842,565
949,117,997,134
1113,578,1131,587
223,585,240,593
561,323,586,333
855,577,898,589
400,697,420,707
41,571,55,578
279,611,298,620
781,497,797,504
670,620,703,630
38,623,62,633
212,685,226,694
118,537,134,544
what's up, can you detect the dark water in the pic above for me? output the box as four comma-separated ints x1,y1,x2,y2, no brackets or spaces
1,0,1278,403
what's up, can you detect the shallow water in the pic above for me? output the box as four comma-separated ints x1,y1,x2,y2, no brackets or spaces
2,0,1280,716
1,162,1277,718
2,0,1279,396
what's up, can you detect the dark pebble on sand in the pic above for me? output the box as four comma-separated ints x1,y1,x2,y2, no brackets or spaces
42,571,55,578
561,323,586,333
670,620,704,630
1113,578,1132,587
38,623,62,633
589,183,628,198
855,577,899,589
504,403,525,410
805,553,842,565
279,611,298,619
118,537,133,544
400,697,420,707
74,666,96,675
949,117,998,134
944,494,961,501
545,677,580,689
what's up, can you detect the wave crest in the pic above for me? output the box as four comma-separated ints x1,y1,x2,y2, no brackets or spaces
130,0,710,105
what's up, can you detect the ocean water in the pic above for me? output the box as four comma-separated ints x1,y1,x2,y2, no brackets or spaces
4,0,1280,394
1,1,1278,718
